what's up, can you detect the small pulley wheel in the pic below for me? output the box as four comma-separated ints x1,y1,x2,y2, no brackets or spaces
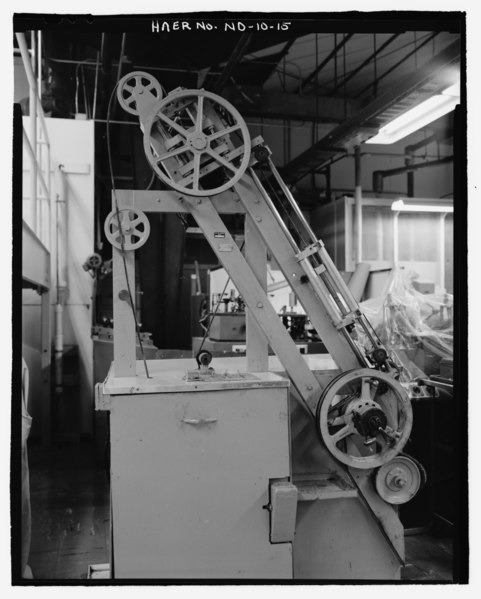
375,454,426,504
85,253,103,270
117,71,163,115
196,349,213,368
104,208,150,251
316,368,413,469
143,89,251,196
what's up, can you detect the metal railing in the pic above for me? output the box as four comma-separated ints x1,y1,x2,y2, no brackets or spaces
16,31,51,251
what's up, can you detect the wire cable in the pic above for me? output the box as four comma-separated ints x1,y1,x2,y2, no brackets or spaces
106,84,151,378
197,241,245,358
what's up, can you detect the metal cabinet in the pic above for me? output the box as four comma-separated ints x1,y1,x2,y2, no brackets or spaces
98,364,292,579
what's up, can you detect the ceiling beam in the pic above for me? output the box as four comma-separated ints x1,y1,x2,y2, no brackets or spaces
211,32,253,94
293,33,354,94
357,32,439,98
223,86,362,122
329,33,400,96
281,40,460,185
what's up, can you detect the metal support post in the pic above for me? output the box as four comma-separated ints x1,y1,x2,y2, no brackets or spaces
438,213,447,292
245,215,268,372
184,194,322,416
354,145,362,265
240,173,361,371
40,289,51,446
112,193,137,376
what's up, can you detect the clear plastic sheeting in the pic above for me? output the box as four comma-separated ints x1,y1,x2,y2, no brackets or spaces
359,268,453,381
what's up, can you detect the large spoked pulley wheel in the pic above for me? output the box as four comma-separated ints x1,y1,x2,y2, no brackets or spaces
142,89,251,196
316,368,413,469
117,71,163,115
104,208,150,251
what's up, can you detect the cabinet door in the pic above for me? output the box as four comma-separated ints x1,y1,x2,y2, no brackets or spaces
109,386,292,579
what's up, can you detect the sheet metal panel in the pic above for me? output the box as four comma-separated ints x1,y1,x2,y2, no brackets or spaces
106,374,293,579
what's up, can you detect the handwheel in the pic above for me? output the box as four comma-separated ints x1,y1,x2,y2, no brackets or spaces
104,208,150,250
142,89,251,196
117,71,163,115
316,368,412,469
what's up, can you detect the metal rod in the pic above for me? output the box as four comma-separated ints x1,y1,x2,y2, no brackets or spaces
294,33,354,94
37,30,42,92
29,32,38,234
267,157,318,245
248,168,300,253
116,32,127,85
354,145,362,263
438,213,447,292
93,51,100,119
375,155,453,179
16,32,51,146
317,245,359,313
81,64,89,118
330,34,400,96
213,32,253,94
357,32,439,98
393,211,399,264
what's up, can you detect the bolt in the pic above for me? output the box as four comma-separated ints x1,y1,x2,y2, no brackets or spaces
393,476,407,488
255,215,262,222
307,385,313,391
138,89,143,94
178,196,184,203
257,302,264,308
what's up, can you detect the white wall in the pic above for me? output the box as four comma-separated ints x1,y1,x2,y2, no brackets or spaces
22,116,95,437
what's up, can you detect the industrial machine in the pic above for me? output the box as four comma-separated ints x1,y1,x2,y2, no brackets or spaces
96,71,428,580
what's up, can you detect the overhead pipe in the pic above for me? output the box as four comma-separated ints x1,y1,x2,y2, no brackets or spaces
404,127,453,196
329,33,400,96
373,156,454,194
294,33,354,94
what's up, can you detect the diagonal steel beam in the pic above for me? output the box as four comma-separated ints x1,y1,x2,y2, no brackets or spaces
293,33,354,94
212,32,253,94
329,33,400,96
357,32,439,98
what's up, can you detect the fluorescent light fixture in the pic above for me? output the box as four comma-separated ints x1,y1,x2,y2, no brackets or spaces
391,199,453,213
366,82,460,145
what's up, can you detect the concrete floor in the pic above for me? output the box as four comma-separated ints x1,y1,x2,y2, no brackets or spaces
24,440,454,582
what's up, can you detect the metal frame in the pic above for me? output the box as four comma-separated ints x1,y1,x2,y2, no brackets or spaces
17,32,52,251
109,182,406,571
22,223,51,446
18,31,53,446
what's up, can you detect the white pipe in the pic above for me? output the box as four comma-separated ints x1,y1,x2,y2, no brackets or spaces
439,213,447,292
16,32,51,146
37,31,42,98
29,34,37,234
393,211,400,264
55,303,64,353
57,167,69,289
354,145,363,263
